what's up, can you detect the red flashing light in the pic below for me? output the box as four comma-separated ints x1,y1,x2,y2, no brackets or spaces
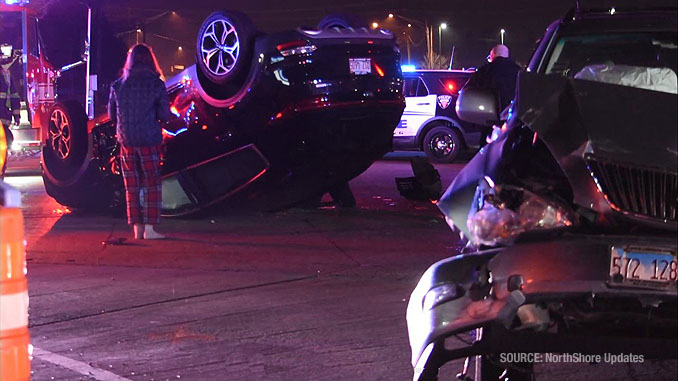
446,82,456,92
275,112,283,119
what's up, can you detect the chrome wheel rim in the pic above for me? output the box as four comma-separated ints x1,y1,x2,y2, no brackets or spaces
199,18,240,76
49,109,71,159
430,133,455,157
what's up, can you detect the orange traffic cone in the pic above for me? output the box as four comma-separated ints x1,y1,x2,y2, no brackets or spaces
1,192,30,380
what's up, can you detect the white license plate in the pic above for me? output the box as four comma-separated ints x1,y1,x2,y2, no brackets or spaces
609,246,677,289
349,58,371,75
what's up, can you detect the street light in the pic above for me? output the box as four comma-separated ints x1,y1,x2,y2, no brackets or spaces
387,13,435,68
388,13,394,18
438,23,447,55
500,28,506,44
371,22,379,29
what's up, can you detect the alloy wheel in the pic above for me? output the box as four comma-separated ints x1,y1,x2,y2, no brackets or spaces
429,133,455,158
199,19,240,77
49,109,71,159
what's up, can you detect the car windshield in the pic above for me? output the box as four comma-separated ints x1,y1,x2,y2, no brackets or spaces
544,32,678,78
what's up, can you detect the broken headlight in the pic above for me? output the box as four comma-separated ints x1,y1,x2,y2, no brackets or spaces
467,181,575,246
422,283,464,310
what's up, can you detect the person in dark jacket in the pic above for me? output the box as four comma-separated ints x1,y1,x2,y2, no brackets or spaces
0,49,21,149
108,43,170,240
463,44,521,144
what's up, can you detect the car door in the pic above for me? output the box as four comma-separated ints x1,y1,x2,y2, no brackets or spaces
395,76,437,138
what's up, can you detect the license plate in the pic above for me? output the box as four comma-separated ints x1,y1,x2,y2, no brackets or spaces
609,246,677,289
349,58,371,75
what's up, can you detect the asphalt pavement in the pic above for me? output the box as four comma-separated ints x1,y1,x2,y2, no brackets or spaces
4,152,676,381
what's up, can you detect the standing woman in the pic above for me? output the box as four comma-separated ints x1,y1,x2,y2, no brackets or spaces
109,43,170,239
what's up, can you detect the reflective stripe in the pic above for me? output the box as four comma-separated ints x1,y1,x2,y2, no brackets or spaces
0,291,29,331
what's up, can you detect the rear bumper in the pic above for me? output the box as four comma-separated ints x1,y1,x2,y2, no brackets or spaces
407,234,678,381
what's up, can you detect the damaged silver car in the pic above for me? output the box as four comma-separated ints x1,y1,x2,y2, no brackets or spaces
407,5,677,381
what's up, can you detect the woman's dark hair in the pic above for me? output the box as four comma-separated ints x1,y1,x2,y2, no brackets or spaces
123,43,164,80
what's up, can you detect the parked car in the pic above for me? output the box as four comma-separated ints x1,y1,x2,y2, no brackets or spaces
407,5,677,381
41,11,405,215
393,69,477,163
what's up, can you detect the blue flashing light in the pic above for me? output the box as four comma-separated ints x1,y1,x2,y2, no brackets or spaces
4,0,29,5
163,128,188,137
401,64,416,73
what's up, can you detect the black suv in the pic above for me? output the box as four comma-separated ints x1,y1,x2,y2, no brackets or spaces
40,12,404,214
394,70,476,163
408,5,677,381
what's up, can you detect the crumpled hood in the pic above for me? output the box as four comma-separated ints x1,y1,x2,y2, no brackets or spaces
437,70,677,239
516,70,677,227
516,70,677,172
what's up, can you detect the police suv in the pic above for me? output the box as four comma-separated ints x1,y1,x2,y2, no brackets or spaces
393,69,481,163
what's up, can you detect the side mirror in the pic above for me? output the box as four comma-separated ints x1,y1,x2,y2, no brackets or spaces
455,88,499,126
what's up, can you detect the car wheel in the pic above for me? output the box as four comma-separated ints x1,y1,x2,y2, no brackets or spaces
422,126,462,164
195,10,255,86
316,13,367,29
42,101,90,186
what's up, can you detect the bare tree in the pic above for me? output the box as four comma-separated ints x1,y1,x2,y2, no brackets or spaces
420,52,449,70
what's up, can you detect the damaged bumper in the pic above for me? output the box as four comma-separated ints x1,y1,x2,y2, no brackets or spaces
407,234,677,381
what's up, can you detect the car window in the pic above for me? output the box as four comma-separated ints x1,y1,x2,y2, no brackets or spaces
438,76,469,94
404,77,428,97
544,32,677,77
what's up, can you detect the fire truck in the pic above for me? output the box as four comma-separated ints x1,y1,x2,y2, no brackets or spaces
0,0,93,151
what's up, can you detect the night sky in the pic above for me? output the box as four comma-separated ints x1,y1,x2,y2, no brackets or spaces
29,0,573,77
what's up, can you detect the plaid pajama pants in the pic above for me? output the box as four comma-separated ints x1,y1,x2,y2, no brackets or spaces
120,145,162,225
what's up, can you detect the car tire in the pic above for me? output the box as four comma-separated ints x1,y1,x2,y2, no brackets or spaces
422,126,462,164
41,101,120,212
316,13,367,29
42,101,90,187
195,11,256,86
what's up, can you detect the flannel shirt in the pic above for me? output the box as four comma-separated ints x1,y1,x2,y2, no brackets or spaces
108,66,170,147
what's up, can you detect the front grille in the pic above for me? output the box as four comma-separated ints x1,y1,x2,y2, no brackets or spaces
586,156,678,222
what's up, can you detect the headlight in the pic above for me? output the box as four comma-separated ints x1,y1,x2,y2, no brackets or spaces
422,283,463,310
467,184,574,246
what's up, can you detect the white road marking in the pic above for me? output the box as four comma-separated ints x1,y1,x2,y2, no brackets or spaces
32,347,133,381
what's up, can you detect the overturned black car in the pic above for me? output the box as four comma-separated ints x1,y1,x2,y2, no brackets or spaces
41,12,404,215
407,5,677,381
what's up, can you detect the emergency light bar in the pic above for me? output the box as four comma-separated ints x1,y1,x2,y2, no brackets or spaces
3,0,30,5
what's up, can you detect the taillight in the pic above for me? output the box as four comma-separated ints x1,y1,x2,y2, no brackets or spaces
276,40,317,57
373,63,385,77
